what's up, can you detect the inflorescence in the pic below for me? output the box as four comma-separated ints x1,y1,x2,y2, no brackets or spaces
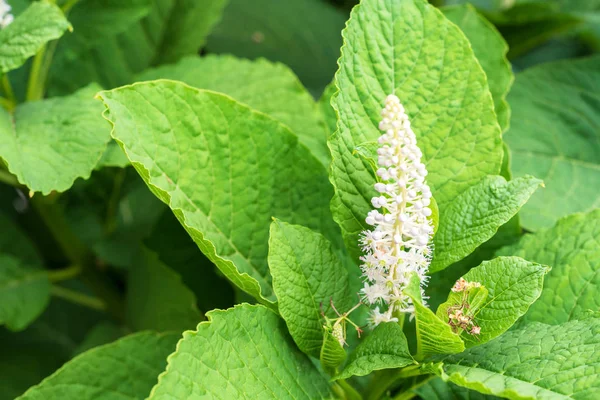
0,1,13,29
359,94,434,326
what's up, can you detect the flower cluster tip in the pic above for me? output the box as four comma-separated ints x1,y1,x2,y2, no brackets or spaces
359,94,434,326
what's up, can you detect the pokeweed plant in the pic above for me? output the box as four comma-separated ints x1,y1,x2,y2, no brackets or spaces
0,0,599,399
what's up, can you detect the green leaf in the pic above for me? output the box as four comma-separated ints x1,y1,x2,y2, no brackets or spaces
0,84,111,194
137,55,330,167
0,213,48,331
498,209,600,325
17,331,179,400
444,318,600,399
97,81,339,306
442,4,513,132
73,322,125,355
268,220,353,357
430,175,542,273
0,255,49,332
126,248,202,332
151,0,228,64
206,0,346,94
319,82,338,136
336,322,414,380
437,257,548,347
96,141,130,169
329,0,503,261
320,329,347,375
405,274,465,359
504,56,600,231
47,0,226,95
145,210,235,313
0,297,108,399
0,1,70,74
148,304,335,399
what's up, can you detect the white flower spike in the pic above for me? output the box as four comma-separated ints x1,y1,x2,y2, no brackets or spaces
0,0,13,29
360,94,434,325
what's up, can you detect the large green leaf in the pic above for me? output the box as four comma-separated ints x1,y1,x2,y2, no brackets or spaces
336,322,414,380
206,0,346,95
98,81,339,306
47,0,227,95
442,4,513,132
0,84,111,194
145,210,235,313
0,297,105,400
504,56,600,231
437,257,548,347
329,0,503,261
268,220,353,357
0,255,49,332
444,319,600,399
17,331,179,400
148,304,335,399
137,55,330,167
0,213,48,331
405,274,465,359
498,209,600,325
0,1,70,74
151,0,228,64
430,176,541,273
126,249,202,332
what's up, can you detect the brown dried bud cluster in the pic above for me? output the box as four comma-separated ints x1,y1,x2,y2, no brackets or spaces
451,277,481,293
446,278,483,337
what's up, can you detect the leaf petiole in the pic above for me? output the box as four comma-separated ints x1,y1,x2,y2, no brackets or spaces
51,285,106,312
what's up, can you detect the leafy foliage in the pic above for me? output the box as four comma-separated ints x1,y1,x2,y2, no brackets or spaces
98,82,339,305
498,209,600,325
268,220,353,357
1,0,600,399
328,0,503,261
0,1,70,74
504,56,600,231
444,318,600,399
149,304,335,399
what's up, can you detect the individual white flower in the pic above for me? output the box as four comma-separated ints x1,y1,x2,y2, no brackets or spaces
0,0,13,29
359,94,434,325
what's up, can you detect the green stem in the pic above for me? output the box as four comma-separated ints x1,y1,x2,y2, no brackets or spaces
47,264,82,282
35,40,59,99
104,169,126,235
337,379,363,400
61,0,81,13
1,75,16,109
0,168,22,187
26,45,48,101
51,285,106,311
392,376,435,400
31,195,124,321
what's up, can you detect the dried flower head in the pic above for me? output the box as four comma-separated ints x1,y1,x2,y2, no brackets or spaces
359,94,434,325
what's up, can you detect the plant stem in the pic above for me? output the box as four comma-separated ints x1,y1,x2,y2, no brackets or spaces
332,380,363,400
0,168,22,187
26,45,48,101
61,0,81,13
1,75,16,110
47,264,82,282
104,169,126,235
31,195,124,321
392,376,435,400
51,285,106,311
